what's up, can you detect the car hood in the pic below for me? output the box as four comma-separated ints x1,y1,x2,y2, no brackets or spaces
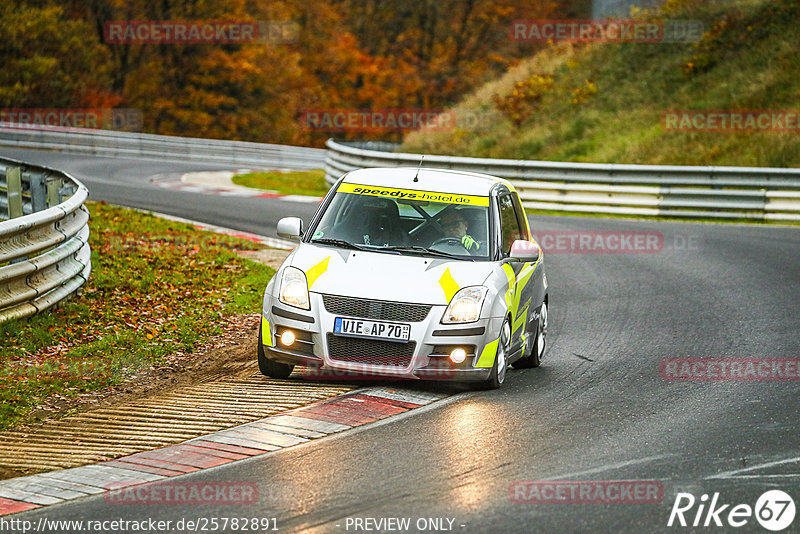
289,243,494,305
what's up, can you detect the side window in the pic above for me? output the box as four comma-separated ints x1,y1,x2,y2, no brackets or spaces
498,193,523,255
511,193,530,240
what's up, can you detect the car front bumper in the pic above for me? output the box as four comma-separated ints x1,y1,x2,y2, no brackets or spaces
262,293,502,382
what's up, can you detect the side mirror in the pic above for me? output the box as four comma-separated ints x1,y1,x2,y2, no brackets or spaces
510,239,541,263
277,217,303,241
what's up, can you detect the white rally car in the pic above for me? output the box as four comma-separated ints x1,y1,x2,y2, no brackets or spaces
258,167,549,389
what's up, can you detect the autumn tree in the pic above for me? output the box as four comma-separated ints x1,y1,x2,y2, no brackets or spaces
0,1,114,108
1,0,593,144
335,0,592,108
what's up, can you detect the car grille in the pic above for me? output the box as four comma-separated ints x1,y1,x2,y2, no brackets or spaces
326,334,416,368
322,295,431,322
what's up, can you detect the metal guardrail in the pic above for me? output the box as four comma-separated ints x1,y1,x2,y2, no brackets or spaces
325,140,800,221
0,158,90,322
0,123,326,170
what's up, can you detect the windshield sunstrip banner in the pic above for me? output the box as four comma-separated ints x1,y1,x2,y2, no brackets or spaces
338,183,490,206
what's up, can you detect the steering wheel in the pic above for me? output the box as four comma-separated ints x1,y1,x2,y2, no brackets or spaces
430,237,464,248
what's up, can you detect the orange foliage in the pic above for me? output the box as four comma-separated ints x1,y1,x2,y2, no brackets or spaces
6,0,588,144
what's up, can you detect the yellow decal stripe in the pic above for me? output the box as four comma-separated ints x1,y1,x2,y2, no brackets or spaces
502,263,515,315
338,182,490,207
513,305,528,335
503,261,535,330
262,318,273,347
439,268,460,303
306,256,330,289
515,263,535,297
475,337,499,368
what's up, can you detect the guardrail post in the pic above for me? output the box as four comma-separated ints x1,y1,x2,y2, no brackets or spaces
47,177,63,207
60,183,76,199
6,166,23,219
30,171,47,212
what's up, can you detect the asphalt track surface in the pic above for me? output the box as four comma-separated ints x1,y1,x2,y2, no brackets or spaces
1,148,321,237
3,148,800,533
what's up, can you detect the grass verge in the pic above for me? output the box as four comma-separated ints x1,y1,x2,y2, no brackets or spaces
232,169,329,197
401,0,800,168
0,201,275,431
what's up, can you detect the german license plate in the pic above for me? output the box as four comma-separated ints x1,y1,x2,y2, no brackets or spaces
333,317,410,343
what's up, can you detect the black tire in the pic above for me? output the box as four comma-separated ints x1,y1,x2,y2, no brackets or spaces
257,319,294,379
476,318,511,390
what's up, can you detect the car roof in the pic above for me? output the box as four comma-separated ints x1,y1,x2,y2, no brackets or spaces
341,167,514,197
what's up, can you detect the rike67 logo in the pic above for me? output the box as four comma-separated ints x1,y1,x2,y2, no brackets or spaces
668,490,795,531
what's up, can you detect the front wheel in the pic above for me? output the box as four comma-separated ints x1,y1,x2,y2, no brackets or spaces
478,319,511,390
257,319,294,379
513,301,547,369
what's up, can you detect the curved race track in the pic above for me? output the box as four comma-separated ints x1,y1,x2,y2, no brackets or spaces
3,147,799,533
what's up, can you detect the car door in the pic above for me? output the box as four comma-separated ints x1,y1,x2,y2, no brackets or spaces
496,190,535,354
511,191,545,336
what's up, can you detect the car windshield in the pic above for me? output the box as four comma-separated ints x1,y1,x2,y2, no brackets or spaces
308,183,491,259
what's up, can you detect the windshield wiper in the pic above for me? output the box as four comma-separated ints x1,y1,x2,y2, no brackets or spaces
311,238,368,251
380,245,468,260
311,240,463,259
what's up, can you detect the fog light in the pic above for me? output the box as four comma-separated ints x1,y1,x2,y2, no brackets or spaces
280,330,296,347
449,347,467,364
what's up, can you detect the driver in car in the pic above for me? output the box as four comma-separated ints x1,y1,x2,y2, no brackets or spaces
439,210,480,252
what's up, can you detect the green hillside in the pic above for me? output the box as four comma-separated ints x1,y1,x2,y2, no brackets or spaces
401,0,800,168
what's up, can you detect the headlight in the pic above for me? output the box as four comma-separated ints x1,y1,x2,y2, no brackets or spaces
279,267,310,310
442,286,488,324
